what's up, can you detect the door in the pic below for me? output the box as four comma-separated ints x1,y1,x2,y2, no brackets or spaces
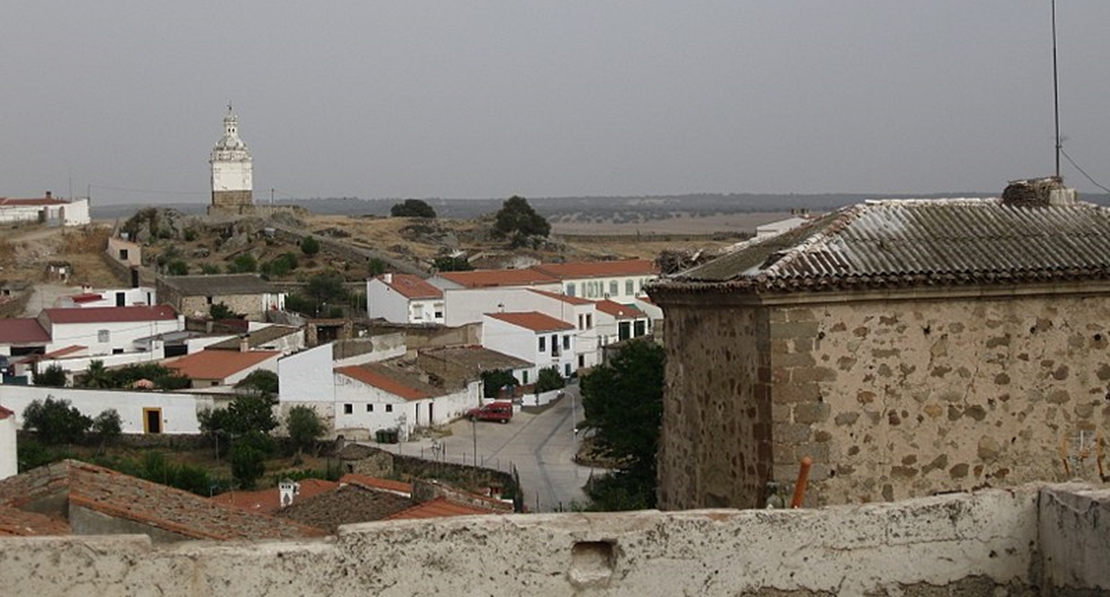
428,402,434,425
143,408,162,434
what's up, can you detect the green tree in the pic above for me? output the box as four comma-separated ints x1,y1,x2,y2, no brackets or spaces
367,258,387,276
91,409,122,446
83,360,111,388
209,302,241,320
481,369,519,398
390,198,437,218
579,339,665,510
227,253,257,273
235,369,279,396
261,252,299,277
535,366,566,394
35,364,68,387
433,255,474,272
492,196,551,247
305,270,349,305
300,235,320,256
166,260,189,276
231,434,267,489
200,263,221,275
285,405,326,457
22,397,93,445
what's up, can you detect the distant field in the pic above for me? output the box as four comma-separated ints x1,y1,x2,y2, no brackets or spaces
551,211,792,235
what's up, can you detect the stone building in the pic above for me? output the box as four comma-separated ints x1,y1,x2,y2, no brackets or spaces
156,273,285,321
649,180,1110,509
208,105,253,215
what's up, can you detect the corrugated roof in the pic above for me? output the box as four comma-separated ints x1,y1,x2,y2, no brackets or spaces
528,288,595,305
0,318,50,344
43,305,177,324
439,269,558,288
159,274,279,296
531,259,658,279
375,274,443,299
658,198,1110,293
487,311,575,332
335,364,440,401
595,300,647,319
166,349,279,381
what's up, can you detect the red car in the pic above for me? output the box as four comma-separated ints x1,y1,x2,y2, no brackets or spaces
467,402,513,423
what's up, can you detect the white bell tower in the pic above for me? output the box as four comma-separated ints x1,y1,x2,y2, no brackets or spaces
209,103,253,212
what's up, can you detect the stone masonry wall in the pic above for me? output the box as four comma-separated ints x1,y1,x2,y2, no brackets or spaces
771,291,1110,506
658,302,772,510
180,293,265,321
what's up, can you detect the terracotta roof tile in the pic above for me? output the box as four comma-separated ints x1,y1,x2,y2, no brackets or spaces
375,274,443,299
166,350,279,381
0,197,69,206
0,405,13,419
334,364,441,401
487,311,575,332
531,259,658,279
43,305,178,324
210,479,338,514
340,474,413,496
595,300,647,319
528,289,594,305
40,345,87,359
275,485,415,532
0,506,71,536
439,269,558,288
0,318,50,344
385,497,505,520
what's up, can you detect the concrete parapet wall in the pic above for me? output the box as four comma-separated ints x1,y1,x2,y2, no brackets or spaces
0,486,1054,596
1040,484,1110,594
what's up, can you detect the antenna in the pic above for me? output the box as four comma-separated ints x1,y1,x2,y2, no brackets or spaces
1052,0,1061,179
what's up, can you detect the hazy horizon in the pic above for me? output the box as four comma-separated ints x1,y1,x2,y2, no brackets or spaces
4,2,1109,206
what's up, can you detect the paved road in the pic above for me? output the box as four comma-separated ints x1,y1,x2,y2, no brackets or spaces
372,384,599,512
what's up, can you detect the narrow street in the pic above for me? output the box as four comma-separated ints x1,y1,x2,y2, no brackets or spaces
371,384,599,512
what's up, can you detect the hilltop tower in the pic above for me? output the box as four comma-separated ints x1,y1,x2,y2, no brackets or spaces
209,104,253,214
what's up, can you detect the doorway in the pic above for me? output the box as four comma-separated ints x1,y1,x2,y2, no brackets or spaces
143,408,162,434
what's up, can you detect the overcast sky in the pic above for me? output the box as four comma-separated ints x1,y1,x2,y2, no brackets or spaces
2,1,1108,206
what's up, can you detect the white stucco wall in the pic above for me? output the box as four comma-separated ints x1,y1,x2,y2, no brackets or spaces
481,316,577,384
36,346,167,385
0,385,214,434
54,287,157,309
366,278,412,323
211,161,252,193
0,205,41,223
0,413,16,480
61,198,90,226
332,376,480,439
46,317,183,356
278,344,335,404
562,273,655,300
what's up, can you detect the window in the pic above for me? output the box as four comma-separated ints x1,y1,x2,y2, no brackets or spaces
206,296,213,305
565,363,572,377
522,370,529,384
566,283,576,297
344,404,353,414
411,305,423,320
119,249,129,260
385,404,393,413
577,314,584,330
562,335,570,350
97,329,110,343
538,336,546,352
625,279,634,295
551,334,560,357
578,355,585,367
586,314,593,329
609,281,618,297
433,303,444,319
366,404,373,412
634,320,646,337
619,321,631,341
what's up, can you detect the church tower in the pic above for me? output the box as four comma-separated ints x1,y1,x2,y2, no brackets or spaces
209,105,253,213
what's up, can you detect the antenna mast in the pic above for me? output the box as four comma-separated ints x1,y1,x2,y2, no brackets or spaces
1052,0,1061,179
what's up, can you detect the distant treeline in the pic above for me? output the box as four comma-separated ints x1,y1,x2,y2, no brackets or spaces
92,192,1110,221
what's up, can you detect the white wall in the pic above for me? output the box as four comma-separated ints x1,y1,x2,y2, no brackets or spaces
481,316,577,384
0,205,40,223
595,313,651,347
54,287,156,309
36,345,167,385
563,273,656,300
47,317,183,356
366,278,412,324
61,199,90,226
278,344,335,404
218,353,280,388
0,385,215,434
331,376,480,439
0,414,15,480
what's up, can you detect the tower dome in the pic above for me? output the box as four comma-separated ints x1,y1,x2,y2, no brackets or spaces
209,104,254,213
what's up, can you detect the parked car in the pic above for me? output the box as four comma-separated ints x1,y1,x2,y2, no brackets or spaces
466,402,513,424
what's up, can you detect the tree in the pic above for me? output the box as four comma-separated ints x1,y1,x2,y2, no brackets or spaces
227,253,257,273
231,435,267,489
535,366,566,394
300,235,320,256
235,369,279,396
491,196,550,247
260,252,299,277
481,369,519,398
22,397,93,445
166,260,189,276
209,302,241,320
579,339,665,510
286,405,326,457
390,198,436,218
305,270,349,304
433,255,473,272
35,364,68,387
83,360,111,388
91,409,122,446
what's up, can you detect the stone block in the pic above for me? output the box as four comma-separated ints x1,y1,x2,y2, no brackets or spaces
791,366,837,384
772,383,820,404
774,422,812,443
769,321,820,340
794,402,831,424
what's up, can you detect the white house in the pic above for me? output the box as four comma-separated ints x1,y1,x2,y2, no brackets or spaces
367,273,444,324
0,385,215,435
0,405,16,480
53,286,157,309
481,312,578,383
429,268,561,293
37,305,183,357
594,300,651,346
333,364,477,440
0,193,90,226
531,259,658,300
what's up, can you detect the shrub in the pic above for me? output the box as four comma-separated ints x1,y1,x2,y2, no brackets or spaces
166,260,189,275
35,364,68,387
481,369,519,398
300,236,320,256
91,409,122,445
227,253,257,273
286,405,326,456
535,366,566,394
22,397,92,445
209,302,241,320
390,198,436,218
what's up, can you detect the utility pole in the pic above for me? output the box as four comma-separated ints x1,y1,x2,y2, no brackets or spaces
1052,0,1061,179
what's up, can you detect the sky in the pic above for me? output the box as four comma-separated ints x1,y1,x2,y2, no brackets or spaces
2,1,1108,206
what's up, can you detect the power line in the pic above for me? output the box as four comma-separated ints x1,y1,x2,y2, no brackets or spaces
1060,149,1110,194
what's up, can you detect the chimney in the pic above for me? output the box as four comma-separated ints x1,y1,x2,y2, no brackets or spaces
278,479,299,508
81,283,92,294
1002,177,1077,207
382,273,393,284
239,334,250,353
45,191,52,200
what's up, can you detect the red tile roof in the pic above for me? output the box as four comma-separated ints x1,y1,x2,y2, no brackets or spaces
40,345,87,359
335,365,435,401
528,289,594,305
595,300,648,319
340,474,414,496
67,293,103,303
0,318,50,344
166,350,279,381
0,460,325,540
0,506,71,536
531,259,658,280
376,274,443,299
210,479,339,514
0,406,14,420
385,496,504,520
42,305,178,324
0,197,68,207
439,269,558,288
487,311,575,332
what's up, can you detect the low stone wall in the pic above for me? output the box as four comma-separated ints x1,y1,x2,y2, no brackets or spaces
391,451,518,501
1040,484,1110,594
8,485,1102,596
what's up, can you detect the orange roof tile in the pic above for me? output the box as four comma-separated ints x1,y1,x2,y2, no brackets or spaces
166,350,279,381
0,406,13,420
340,474,413,496
0,197,69,206
385,497,504,520
43,305,178,324
210,479,339,514
528,289,594,305
40,345,87,359
335,365,436,401
0,506,71,536
531,259,658,280
376,274,443,299
0,318,50,344
595,300,648,319
67,293,103,303
439,269,558,288
487,311,575,332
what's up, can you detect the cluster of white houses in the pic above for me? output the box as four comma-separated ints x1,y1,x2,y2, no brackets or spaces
0,260,660,444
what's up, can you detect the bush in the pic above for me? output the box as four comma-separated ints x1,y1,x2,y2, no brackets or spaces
491,196,550,247
283,293,314,315
235,369,279,396
166,260,189,276
300,236,320,256
367,258,387,276
481,369,519,398
231,433,269,489
183,228,198,242
91,409,122,445
227,253,257,273
35,364,68,387
286,405,326,456
260,252,299,277
390,198,436,218
534,366,566,394
22,397,92,445
433,255,473,272
200,263,221,274
209,302,241,320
